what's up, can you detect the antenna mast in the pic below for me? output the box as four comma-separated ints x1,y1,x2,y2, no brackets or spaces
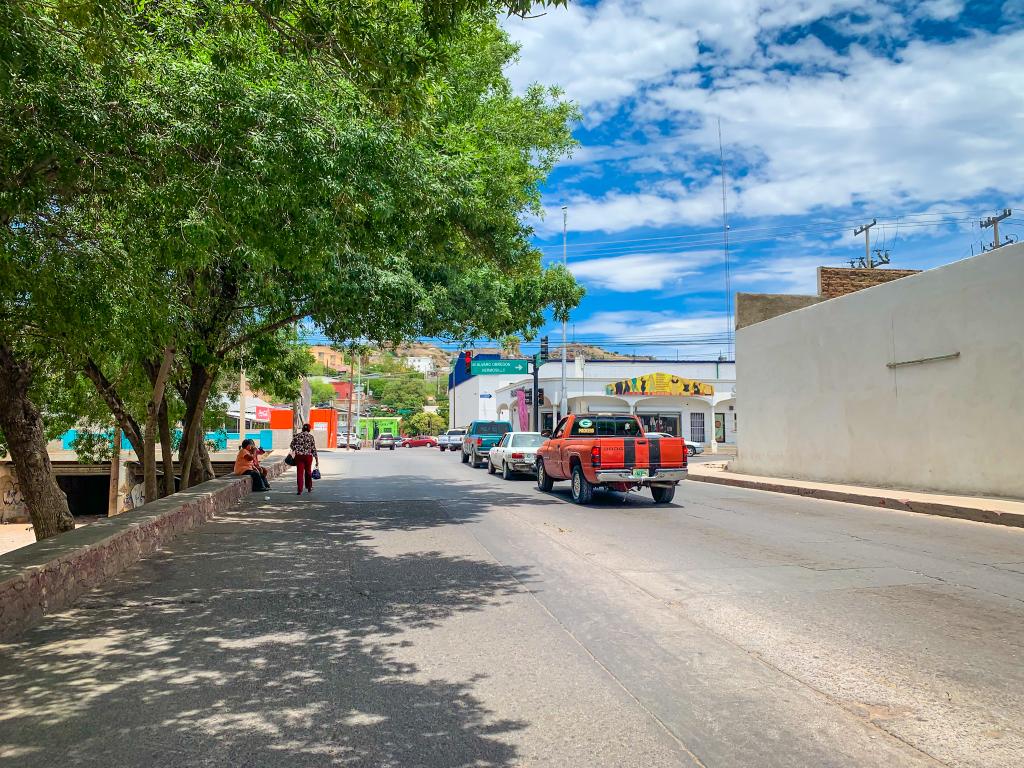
718,118,733,359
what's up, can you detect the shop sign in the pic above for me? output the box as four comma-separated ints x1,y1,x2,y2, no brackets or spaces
605,373,714,397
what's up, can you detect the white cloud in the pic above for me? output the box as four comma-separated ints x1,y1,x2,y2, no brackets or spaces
568,250,721,291
570,310,729,337
529,29,1024,235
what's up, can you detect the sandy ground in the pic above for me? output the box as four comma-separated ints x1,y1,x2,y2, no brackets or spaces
0,516,101,557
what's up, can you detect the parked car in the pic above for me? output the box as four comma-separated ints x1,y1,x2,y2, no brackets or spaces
338,432,362,449
461,420,513,468
645,432,701,456
537,414,687,504
374,433,398,450
438,429,466,451
487,432,547,479
403,435,438,448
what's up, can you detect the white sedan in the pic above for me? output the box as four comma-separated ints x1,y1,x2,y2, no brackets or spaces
487,432,548,479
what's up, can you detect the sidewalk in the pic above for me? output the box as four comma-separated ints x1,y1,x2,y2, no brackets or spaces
687,462,1024,528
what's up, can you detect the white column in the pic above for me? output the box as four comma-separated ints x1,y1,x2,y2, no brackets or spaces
707,398,718,454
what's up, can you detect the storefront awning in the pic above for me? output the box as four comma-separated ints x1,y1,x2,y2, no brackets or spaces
605,372,714,397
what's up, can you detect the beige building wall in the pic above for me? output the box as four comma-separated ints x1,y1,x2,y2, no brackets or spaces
734,243,1024,498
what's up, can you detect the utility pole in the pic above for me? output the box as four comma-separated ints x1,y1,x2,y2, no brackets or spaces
345,350,355,450
355,358,362,447
981,208,1011,251
560,205,568,423
238,366,246,445
854,219,877,267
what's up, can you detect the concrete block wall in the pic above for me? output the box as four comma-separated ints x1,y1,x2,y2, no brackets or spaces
0,459,288,641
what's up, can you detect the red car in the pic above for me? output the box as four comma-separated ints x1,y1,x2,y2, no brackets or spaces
402,435,438,448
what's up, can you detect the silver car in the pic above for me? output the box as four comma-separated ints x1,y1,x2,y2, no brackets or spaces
646,432,703,456
487,432,547,479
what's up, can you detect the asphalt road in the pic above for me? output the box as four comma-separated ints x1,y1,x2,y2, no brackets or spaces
1,449,1021,767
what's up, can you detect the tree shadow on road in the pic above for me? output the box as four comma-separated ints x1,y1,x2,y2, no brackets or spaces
0,492,535,767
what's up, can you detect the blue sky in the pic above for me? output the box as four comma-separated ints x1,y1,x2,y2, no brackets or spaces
500,0,1024,359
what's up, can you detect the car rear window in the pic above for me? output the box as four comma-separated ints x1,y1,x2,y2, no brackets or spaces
570,417,642,437
474,422,511,435
447,430,465,436
511,434,546,448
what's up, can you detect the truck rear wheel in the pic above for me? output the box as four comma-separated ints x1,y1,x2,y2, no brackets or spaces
536,460,554,491
571,464,594,505
651,485,676,504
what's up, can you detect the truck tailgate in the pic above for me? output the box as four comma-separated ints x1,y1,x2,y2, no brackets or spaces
596,437,687,470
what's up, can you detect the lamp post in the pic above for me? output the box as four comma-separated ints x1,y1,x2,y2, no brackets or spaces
560,205,568,423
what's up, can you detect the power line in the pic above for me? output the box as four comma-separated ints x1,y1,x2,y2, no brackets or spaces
533,209,985,252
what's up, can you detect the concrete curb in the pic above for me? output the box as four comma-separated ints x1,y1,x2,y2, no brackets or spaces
688,472,1024,529
0,458,289,641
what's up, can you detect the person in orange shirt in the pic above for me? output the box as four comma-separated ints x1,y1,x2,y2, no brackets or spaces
234,439,270,491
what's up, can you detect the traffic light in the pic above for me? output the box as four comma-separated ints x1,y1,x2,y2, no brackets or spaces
463,350,472,375
524,389,533,406
537,388,545,403
539,336,549,361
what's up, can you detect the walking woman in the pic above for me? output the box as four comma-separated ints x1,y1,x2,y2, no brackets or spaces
290,423,319,494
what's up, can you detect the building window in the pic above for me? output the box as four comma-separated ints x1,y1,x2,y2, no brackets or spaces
638,413,680,435
689,412,706,443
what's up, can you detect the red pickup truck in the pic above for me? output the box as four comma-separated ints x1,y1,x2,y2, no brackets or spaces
536,414,688,504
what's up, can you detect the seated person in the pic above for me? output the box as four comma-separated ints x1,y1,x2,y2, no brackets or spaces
234,438,270,491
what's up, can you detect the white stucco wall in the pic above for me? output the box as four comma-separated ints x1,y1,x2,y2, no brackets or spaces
734,243,1024,497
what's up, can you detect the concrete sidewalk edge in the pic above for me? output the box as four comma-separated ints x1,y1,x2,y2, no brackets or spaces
0,458,290,641
687,472,1024,528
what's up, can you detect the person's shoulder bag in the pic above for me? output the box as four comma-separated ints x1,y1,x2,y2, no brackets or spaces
285,451,296,466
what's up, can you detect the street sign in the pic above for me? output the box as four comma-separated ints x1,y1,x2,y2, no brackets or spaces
397,408,413,415
534,353,542,368
479,393,493,399
470,359,529,375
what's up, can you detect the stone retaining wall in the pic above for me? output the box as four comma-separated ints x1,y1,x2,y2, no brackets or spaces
0,459,288,641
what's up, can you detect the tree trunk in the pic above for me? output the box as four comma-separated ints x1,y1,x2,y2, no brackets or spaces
157,397,175,497
83,360,145,458
143,347,174,504
178,363,214,489
198,434,215,483
0,341,75,541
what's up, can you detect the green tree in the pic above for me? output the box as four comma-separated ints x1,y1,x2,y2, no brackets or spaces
2,0,583,537
402,411,446,436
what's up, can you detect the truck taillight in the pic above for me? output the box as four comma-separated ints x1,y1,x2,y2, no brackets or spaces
590,445,601,468
476,437,483,446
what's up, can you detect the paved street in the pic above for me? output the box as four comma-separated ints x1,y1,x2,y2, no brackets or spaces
1,450,1022,767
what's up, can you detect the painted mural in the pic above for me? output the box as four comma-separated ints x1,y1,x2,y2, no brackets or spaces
605,373,714,397
0,467,28,523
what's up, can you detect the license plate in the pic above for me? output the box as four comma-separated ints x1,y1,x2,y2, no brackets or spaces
631,468,649,479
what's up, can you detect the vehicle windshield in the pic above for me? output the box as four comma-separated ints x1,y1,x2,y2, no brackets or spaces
570,416,642,437
474,422,511,435
511,434,546,448
447,430,465,436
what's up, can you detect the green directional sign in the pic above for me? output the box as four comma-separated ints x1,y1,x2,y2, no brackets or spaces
471,359,529,375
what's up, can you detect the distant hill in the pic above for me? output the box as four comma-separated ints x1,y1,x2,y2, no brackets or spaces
554,344,654,361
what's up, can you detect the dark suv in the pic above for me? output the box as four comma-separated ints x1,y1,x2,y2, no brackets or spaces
374,433,398,451
461,420,513,468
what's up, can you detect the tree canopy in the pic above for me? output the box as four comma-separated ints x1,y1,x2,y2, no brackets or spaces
1,0,582,538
